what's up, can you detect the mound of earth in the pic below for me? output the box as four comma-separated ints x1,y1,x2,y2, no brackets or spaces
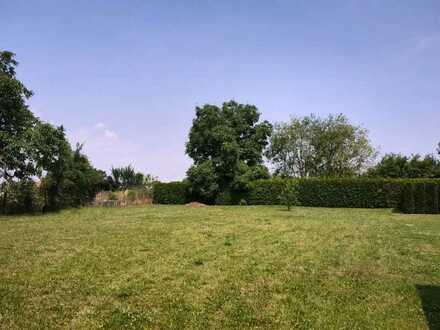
185,202,207,208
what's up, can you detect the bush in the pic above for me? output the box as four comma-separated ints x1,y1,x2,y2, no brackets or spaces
0,180,44,214
247,178,286,205
153,182,188,204
280,180,298,210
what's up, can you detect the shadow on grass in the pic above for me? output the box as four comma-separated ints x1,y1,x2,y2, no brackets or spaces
417,285,440,330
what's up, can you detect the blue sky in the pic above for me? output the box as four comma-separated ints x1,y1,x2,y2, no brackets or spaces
2,0,440,181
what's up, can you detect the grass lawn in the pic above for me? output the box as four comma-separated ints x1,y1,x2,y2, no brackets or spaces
0,206,439,329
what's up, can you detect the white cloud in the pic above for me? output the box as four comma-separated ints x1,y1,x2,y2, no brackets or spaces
104,129,118,140
94,122,106,129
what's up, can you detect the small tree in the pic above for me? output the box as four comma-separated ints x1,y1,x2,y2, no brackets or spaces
280,180,297,211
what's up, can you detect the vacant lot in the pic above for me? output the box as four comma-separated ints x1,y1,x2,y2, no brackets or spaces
0,206,439,329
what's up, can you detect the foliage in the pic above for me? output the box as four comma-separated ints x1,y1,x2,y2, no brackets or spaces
413,183,427,214
398,181,440,214
266,114,376,177
247,178,286,205
280,180,298,211
1,50,107,213
0,50,38,212
153,181,188,204
400,183,415,214
108,165,147,190
425,183,439,214
186,160,219,204
367,153,440,178
247,178,408,208
186,100,272,201
0,180,43,214
41,143,106,210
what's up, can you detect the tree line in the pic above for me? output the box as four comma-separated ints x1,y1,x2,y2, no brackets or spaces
1,50,439,212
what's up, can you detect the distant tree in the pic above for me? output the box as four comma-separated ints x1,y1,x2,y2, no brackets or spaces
186,101,272,203
109,165,147,190
266,114,376,177
367,153,440,178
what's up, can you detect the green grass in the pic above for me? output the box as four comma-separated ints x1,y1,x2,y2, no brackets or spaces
1,206,439,329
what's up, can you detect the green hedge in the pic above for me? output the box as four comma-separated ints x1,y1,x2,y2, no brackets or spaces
245,178,440,213
152,181,188,204
398,180,440,214
247,178,403,208
295,178,403,208
152,178,440,214
247,178,286,205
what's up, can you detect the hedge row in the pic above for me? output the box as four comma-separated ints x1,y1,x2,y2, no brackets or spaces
399,181,440,214
152,181,188,204
248,178,404,208
152,178,440,214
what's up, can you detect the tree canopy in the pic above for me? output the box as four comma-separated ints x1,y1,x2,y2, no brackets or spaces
1,50,105,213
367,153,440,178
186,101,272,203
266,114,376,178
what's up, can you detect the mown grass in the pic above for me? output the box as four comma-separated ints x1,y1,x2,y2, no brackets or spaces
0,205,439,329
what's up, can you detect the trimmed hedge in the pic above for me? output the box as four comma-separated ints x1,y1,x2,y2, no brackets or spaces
152,182,188,204
295,178,403,208
152,177,440,214
246,178,440,213
248,178,403,208
247,178,286,205
399,180,440,214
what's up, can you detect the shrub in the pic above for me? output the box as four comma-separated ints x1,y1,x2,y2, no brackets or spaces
0,180,44,214
247,178,286,205
153,182,188,204
215,191,232,205
280,180,298,210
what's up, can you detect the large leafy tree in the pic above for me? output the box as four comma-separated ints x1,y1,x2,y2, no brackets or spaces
186,101,272,202
267,114,376,177
1,50,106,212
0,51,37,181
0,51,39,211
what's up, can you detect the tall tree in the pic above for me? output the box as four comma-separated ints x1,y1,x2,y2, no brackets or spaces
0,51,38,211
267,114,376,177
186,101,272,202
1,50,106,213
